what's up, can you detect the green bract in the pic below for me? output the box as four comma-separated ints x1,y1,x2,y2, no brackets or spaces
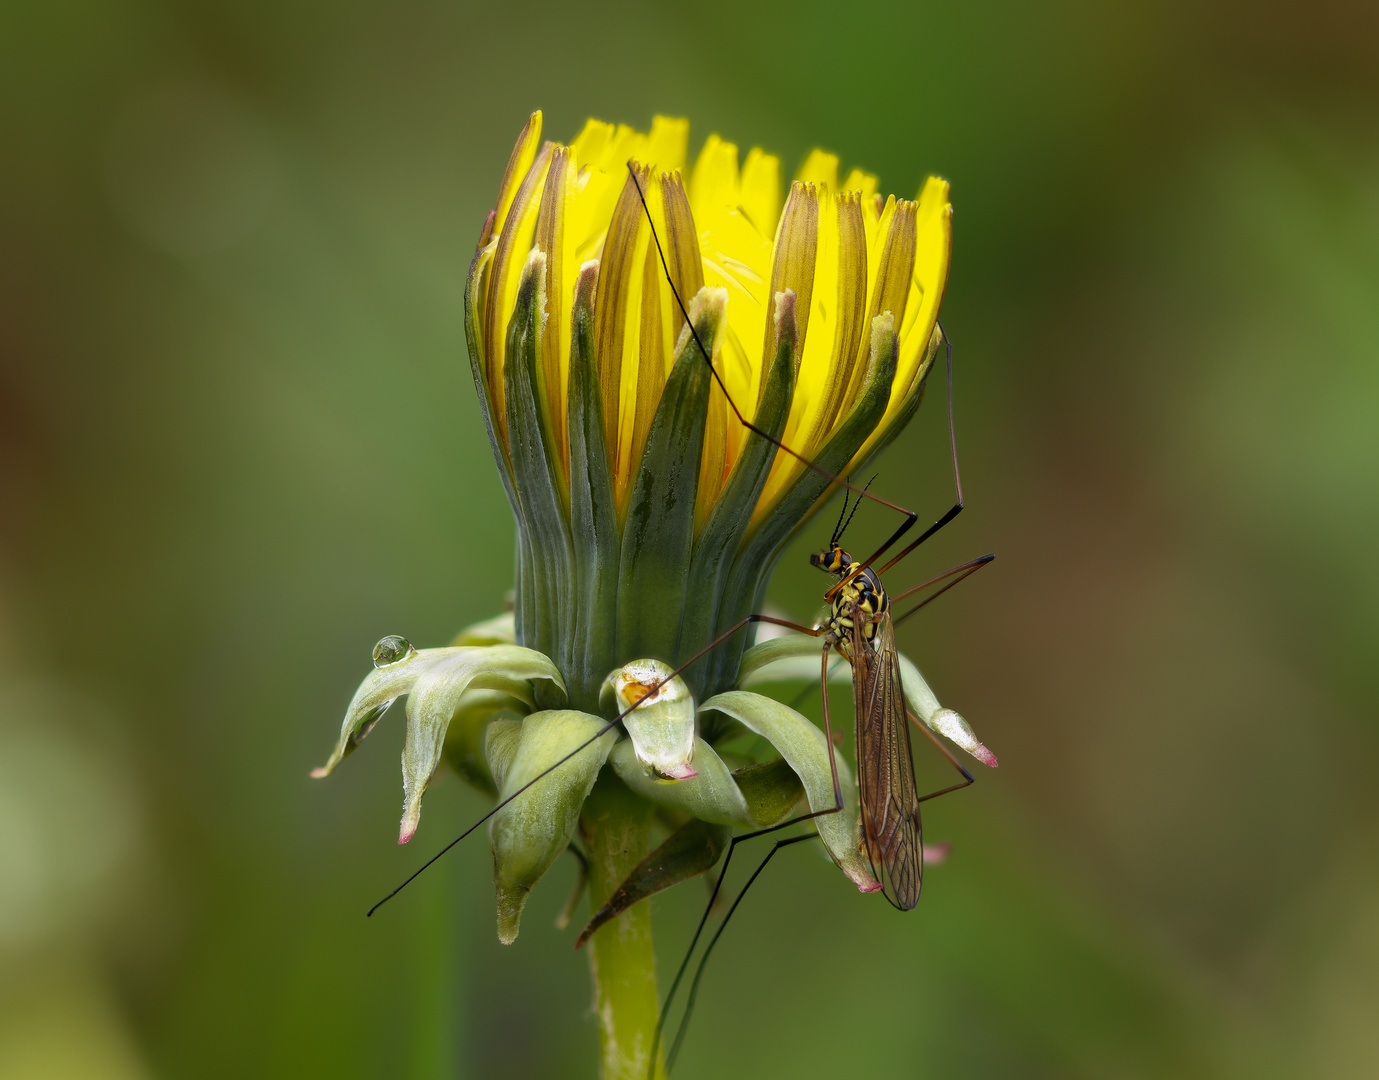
313,638,567,843
602,659,698,780
699,690,877,893
489,710,617,944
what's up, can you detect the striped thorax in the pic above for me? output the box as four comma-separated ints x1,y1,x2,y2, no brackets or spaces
810,544,889,654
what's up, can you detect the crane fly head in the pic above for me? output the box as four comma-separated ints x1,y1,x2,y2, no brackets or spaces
810,544,854,577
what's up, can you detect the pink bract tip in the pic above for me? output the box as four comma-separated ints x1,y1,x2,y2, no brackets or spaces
922,842,952,866
398,827,415,845
309,766,328,779
844,866,882,893
973,745,999,768
660,763,699,780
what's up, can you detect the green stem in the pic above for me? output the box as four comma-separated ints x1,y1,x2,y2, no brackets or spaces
580,776,665,1080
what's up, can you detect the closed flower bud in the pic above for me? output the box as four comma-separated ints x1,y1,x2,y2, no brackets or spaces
316,109,976,1077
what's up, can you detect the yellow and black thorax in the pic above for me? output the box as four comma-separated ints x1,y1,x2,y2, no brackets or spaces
810,544,889,654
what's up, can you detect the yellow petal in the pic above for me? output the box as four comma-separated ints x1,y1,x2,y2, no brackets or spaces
659,170,707,341
629,239,667,481
850,177,952,469
700,212,770,473
646,115,689,172
491,112,542,242
569,118,613,164
536,147,573,478
592,168,653,506
756,183,824,512
484,144,553,443
867,198,918,336
840,167,878,202
782,188,838,454
763,182,819,385
788,190,866,457
796,148,838,192
740,148,782,237
689,134,740,212
827,193,871,425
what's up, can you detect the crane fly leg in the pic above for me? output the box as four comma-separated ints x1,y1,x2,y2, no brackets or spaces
825,328,966,602
663,833,820,1072
908,709,976,804
650,644,845,1077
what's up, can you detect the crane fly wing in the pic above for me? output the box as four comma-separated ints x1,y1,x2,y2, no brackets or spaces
850,609,923,910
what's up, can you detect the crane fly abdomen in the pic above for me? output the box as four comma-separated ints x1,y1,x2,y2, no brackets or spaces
814,543,924,911
850,611,923,909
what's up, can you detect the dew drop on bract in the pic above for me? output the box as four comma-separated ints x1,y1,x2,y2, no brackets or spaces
372,635,414,667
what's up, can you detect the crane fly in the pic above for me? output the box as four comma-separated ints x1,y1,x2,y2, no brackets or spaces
810,509,994,910
817,527,927,909
652,487,994,1074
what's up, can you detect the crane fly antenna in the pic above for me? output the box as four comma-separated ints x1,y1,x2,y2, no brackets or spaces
830,480,854,547
837,473,876,544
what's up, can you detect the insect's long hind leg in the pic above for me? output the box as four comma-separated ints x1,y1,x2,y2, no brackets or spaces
891,552,996,627
832,327,967,598
647,825,815,1079
909,713,976,804
648,645,844,1077
888,553,994,805
664,833,819,1073
652,682,978,1076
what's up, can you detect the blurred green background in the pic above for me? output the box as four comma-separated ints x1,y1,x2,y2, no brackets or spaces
3,0,1377,1076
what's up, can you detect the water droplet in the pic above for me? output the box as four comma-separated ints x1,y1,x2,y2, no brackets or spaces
373,636,414,667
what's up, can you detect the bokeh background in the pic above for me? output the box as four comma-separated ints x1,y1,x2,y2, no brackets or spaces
3,0,1378,1076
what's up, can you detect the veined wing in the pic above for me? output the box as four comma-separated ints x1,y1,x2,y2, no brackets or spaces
850,608,923,910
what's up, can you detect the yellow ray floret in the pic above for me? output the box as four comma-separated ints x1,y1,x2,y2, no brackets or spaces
469,111,952,528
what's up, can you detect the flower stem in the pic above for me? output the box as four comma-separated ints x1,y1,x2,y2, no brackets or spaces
580,775,665,1080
